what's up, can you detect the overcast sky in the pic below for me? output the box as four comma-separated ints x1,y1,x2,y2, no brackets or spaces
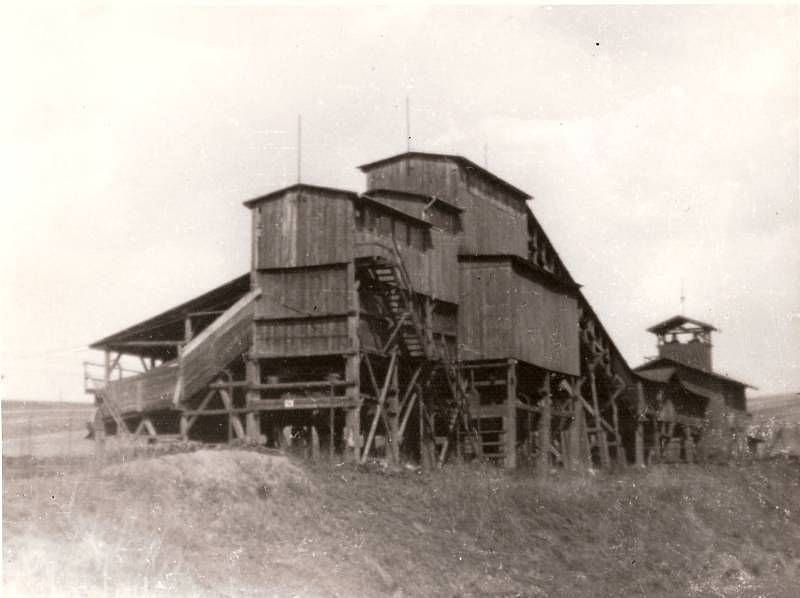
1,3,797,403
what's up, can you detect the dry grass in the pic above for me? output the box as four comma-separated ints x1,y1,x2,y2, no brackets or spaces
4,449,800,597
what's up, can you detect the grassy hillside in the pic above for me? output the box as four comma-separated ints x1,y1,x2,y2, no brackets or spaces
2,400,95,439
4,449,800,597
749,393,800,423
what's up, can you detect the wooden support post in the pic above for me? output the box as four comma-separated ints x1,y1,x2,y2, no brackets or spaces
681,425,691,463
180,414,189,442
361,349,398,464
590,369,611,468
329,407,335,458
103,350,111,386
537,374,552,477
611,397,624,465
93,408,105,460
345,262,362,462
310,425,320,462
504,360,518,469
386,356,401,464
245,359,262,443
651,420,661,464
566,384,582,470
635,382,646,467
184,316,193,342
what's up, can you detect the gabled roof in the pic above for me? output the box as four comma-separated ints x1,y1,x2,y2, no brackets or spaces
647,315,718,334
358,152,532,202
243,183,357,208
364,189,463,213
635,356,755,389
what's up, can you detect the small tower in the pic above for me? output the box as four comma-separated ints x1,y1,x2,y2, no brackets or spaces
647,315,717,371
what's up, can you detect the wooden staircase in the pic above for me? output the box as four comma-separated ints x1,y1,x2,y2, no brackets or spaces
359,256,429,359
356,240,481,464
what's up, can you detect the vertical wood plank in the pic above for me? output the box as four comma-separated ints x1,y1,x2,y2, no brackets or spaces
537,374,552,476
504,359,517,469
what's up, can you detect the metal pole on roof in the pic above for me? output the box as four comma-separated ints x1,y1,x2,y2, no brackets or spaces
484,142,489,169
680,278,686,315
297,114,302,183
406,96,411,152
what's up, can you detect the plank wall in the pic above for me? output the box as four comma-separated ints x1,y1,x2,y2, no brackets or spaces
459,259,580,376
363,156,528,257
254,188,354,269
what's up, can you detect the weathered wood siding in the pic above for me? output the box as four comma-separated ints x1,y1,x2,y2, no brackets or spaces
254,317,350,357
254,266,349,319
253,264,354,358
510,265,580,376
254,189,354,268
458,261,514,361
364,156,528,258
365,157,462,204
459,259,580,375
354,228,459,304
105,364,178,415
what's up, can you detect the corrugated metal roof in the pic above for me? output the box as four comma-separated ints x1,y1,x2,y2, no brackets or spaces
357,152,532,201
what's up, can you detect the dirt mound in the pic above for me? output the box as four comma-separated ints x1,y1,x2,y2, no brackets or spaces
101,448,314,498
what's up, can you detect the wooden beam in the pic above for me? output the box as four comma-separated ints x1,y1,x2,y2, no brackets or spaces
361,349,398,464
635,382,646,467
537,374,552,476
504,359,517,469
345,263,362,462
245,358,262,443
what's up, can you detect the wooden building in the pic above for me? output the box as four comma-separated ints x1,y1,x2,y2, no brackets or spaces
85,151,748,469
631,316,752,463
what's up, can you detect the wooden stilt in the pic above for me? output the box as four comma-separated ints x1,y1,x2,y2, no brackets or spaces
245,359,262,443
329,407,335,458
652,420,661,463
504,360,518,469
589,370,610,468
567,390,581,471
345,262,362,462
310,425,320,461
361,349,398,464
537,374,552,476
635,382,646,467
180,414,189,442
386,356,401,464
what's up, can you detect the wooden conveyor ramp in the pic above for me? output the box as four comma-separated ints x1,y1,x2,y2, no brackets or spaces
100,290,260,424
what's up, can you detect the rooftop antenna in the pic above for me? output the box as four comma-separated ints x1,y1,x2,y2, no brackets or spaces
405,96,411,152
484,142,489,169
297,114,302,183
680,278,686,315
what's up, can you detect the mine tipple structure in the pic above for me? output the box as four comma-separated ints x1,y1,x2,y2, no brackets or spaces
85,151,750,468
